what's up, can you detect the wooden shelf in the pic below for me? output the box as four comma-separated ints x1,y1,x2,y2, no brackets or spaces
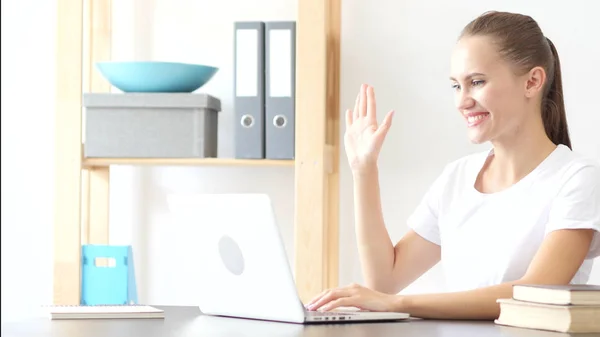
82,157,295,168
54,0,340,306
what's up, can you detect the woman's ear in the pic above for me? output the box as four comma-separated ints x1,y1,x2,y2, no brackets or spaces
524,66,547,98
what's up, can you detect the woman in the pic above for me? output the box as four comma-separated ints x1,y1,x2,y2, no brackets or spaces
305,10,600,320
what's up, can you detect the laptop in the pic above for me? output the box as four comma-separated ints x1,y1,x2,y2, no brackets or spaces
167,193,410,324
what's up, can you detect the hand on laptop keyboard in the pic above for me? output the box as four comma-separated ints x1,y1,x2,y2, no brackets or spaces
304,283,398,313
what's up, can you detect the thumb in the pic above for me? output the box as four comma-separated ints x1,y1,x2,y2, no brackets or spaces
373,110,394,140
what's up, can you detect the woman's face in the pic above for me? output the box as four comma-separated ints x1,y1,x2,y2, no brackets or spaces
449,35,532,145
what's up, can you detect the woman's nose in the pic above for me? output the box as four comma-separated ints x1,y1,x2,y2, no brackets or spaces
456,92,475,110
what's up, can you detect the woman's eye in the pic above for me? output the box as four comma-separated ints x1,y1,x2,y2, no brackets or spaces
451,83,460,90
472,80,484,86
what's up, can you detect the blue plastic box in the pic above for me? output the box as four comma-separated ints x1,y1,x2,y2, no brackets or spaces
81,245,138,306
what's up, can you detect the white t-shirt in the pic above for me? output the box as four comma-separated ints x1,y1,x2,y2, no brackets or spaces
407,144,600,292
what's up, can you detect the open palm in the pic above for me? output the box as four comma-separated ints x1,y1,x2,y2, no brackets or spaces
344,84,394,172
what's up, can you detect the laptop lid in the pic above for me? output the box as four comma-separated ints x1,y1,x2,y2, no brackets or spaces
167,193,306,323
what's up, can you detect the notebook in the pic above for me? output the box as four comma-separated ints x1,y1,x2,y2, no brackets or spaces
45,305,165,320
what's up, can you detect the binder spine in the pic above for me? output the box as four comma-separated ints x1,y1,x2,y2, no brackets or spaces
234,21,266,159
265,21,296,160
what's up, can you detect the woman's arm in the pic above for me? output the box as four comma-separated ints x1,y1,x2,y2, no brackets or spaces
330,83,442,297
308,228,595,319
353,168,441,294
396,228,595,319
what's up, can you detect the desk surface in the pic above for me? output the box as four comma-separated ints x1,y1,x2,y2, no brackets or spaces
1,306,596,337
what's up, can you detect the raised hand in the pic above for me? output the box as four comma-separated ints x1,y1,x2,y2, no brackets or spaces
344,84,394,174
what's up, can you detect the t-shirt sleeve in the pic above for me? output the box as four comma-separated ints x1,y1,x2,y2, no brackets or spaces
545,163,600,259
406,166,449,246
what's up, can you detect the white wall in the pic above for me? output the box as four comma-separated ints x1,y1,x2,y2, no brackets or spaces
2,0,599,320
1,0,56,320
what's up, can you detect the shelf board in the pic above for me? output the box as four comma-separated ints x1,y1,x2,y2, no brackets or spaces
82,157,295,168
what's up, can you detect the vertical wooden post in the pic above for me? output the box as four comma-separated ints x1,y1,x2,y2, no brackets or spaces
54,0,112,304
294,0,341,303
82,0,112,245
325,0,341,292
54,0,84,305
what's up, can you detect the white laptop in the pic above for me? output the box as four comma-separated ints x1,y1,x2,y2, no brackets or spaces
167,193,410,324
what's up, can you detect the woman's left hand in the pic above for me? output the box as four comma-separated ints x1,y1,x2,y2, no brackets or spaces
304,283,399,312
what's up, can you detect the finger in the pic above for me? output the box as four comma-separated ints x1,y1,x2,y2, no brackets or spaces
307,290,336,311
359,84,367,117
366,85,376,120
374,110,394,139
321,297,355,312
353,92,360,121
305,289,330,308
307,283,358,309
345,108,352,128
308,288,350,311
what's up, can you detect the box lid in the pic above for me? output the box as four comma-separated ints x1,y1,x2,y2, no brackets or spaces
83,93,221,111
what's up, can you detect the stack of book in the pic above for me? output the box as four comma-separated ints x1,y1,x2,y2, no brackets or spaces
495,284,600,333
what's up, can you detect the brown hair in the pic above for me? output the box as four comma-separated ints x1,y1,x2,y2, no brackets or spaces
460,11,572,149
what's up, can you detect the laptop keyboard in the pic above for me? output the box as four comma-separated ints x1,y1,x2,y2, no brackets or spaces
306,310,359,316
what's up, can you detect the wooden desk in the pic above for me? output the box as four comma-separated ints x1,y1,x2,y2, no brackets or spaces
1,306,594,337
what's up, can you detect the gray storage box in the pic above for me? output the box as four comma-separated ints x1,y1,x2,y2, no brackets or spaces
83,93,221,158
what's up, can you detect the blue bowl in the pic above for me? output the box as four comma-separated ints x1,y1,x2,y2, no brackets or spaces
95,61,219,93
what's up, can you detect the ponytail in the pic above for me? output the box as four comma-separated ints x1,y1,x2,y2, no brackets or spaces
543,37,572,150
